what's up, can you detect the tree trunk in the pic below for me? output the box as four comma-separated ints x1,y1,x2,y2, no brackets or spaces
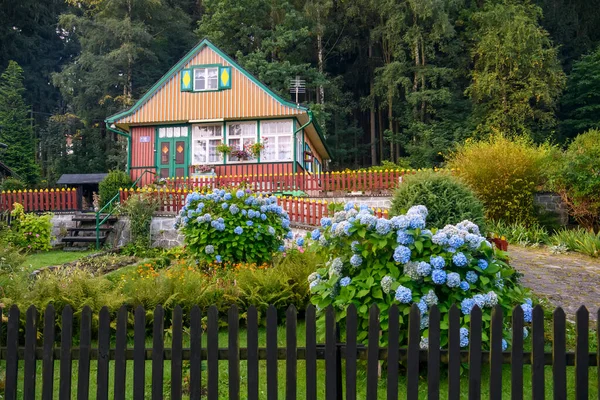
317,9,325,105
388,93,394,161
420,40,426,122
378,106,384,162
369,41,377,165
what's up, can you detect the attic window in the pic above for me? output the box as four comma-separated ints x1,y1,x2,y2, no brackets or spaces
194,67,218,91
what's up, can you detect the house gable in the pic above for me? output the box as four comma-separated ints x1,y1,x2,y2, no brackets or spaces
106,39,306,126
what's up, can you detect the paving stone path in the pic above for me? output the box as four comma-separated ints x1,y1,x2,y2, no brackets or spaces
509,245,600,321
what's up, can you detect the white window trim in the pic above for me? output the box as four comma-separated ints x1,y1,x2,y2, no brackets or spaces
226,121,258,163
261,119,294,162
193,67,219,92
191,124,223,165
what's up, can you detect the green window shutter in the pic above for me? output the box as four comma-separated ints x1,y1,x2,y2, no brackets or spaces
219,66,232,90
181,69,193,92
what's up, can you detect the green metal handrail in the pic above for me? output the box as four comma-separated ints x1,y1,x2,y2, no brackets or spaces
95,169,156,249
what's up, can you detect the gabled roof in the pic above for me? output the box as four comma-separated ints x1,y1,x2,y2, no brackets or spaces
57,173,108,185
105,38,331,160
106,38,308,125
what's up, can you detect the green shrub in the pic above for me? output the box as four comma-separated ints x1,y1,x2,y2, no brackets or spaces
177,189,291,264
390,171,485,232
0,243,26,273
367,159,411,172
448,135,550,225
486,220,550,246
121,192,160,250
551,228,600,257
6,203,53,251
99,170,132,207
0,177,27,192
547,129,600,231
309,204,529,348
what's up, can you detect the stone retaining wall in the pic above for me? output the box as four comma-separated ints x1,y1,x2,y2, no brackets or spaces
533,192,569,226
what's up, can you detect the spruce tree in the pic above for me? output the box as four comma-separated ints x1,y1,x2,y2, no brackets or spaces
0,61,39,184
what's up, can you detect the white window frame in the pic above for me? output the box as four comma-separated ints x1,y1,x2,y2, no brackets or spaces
227,121,258,162
261,120,293,162
191,124,223,165
193,67,219,91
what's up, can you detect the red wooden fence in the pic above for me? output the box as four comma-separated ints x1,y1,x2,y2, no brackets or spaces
0,188,77,212
156,169,419,195
119,189,389,227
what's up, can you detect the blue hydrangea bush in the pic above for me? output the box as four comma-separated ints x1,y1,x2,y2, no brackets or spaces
175,189,292,264
308,204,531,349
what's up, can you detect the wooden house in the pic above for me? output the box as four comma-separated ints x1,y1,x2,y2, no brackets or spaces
105,39,331,187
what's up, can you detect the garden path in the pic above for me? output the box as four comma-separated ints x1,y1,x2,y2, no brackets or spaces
509,245,600,321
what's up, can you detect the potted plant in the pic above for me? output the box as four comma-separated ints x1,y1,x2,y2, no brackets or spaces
230,149,252,161
192,164,216,178
216,143,232,156
249,142,265,158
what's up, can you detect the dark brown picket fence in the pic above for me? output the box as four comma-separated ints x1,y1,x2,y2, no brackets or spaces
1,303,598,399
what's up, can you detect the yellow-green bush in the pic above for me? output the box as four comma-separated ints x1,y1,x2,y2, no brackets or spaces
448,135,550,224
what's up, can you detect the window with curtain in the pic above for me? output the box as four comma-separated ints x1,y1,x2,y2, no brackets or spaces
191,125,222,164
261,120,293,162
193,67,218,91
227,122,257,161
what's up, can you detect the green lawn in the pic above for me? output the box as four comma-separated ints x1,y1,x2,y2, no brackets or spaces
22,250,96,272
10,322,598,399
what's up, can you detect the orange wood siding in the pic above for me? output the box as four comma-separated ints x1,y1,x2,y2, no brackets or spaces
116,46,303,125
131,126,156,186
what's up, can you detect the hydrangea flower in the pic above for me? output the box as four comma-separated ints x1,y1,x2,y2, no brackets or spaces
430,255,445,269
521,302,533,323
460,281,470,291
466,271,478,284
247,220,254,227
215,255,222,263
285,231,293,239
390,215,409,230
448,235,464,249
340,277,352,287
446,272,461,288
502,339,508,351
381,276,394,294
420,314,429,329
431,269,447,285
311,229,321,240
236,189,245,198
396,231,414,245
393,245,411,264
473,294,486,308
460,327,469,348
484,291,499,307
477,259,488,270
321,217,331,228
523,328,529,339
351,241,360,252
350,254,363,267
329,258,343,276
309,280,320,290
452,252,468,267
224,193,232,201
416,261,432,278
278,245,285,252
234,226,243,235
394,285,412,303
375,219,391,235
221,202,229,210
268,226,276,236
205,245,215,254
419,337,429,350
408,214,426,229
296,238,305,247
417,299,428,315
461,298,476,315
423,289,438,306
344,202,355,211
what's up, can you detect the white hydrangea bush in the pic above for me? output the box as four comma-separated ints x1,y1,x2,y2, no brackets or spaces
307,203,532,349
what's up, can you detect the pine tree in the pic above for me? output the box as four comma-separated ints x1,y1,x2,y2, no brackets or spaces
0,61,39,184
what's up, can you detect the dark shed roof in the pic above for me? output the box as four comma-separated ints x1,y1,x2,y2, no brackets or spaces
57,173,108,185
0,161,15,177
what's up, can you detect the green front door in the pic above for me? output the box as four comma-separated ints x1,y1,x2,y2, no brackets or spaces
157,135,189,179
